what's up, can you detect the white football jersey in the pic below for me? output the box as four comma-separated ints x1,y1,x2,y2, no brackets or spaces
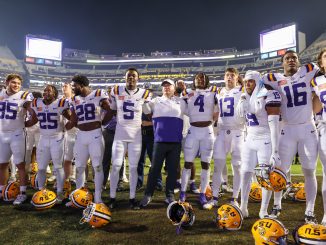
263,63,318,124
31,98,69,136
216,86,244,130
311,74,326,121
0,90,33,131
244,87,281,138
183,86,217,123
110,85,150,140
71,89,108,126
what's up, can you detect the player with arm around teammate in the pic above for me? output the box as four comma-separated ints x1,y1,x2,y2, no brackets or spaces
236,70,281,218
69,75,111,204
0,74,35,205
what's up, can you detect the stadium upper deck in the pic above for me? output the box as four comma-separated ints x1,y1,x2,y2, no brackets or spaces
0,30,325,92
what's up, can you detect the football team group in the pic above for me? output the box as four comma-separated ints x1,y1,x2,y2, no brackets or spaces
1,48,326,244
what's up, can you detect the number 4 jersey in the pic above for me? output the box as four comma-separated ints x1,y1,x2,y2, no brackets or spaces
31,98,69,136
263,63,319,124
110,85,151,141
0,90,33,131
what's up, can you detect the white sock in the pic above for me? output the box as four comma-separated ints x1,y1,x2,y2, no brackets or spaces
55,167,64,193
37,169,47,189
94,166,104,202
76,167,86,189
240,171,253,211
222,163,228,184
232,165,241,199
260,188,272,214
109,164,122,198
129,166,138,199
200,169,210,194
303,168,317,215
181,168,191,192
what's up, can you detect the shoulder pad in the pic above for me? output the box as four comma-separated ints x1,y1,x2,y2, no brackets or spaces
21,91,30,99
95,89,102,97
266,73,277,82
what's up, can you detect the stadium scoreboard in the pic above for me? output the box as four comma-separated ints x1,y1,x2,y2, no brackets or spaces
25,35,62,66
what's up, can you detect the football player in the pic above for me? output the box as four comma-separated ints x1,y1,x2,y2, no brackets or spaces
61,82,77,183
109,68,151,209
204,68,244,209
69,75,111,204
236,70,281,218
179,72,217,208
27,85,70,202
0,74,34,205
263,50,319,222
311,48,326,224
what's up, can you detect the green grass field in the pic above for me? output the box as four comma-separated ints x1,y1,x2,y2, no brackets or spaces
0,156,324,244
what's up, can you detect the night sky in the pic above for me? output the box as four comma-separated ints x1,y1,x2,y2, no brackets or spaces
0,0,325,59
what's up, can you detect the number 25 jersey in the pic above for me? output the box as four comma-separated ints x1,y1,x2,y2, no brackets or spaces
263,63,318,124
110,85,151,140
0,90,33,131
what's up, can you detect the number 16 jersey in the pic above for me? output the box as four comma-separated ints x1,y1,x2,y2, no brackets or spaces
110,85,151,141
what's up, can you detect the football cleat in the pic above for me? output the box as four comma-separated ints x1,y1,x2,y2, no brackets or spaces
221,183,233,193
216,203,243,230
202,197,218,210
13,193,27,205
304,212,318,224
252,218,288,245
31,189,56,209
229,198,239,208
108,198,116,209
129,198,140,210
139,195,152,208
165,196,175,205
293,223,326,244
80,202,111,228
190,182,200,194
199,193,208,207
269,205,281,218
174,181,181,194
2,181,19,201
69,187,93,209
179,191,186,202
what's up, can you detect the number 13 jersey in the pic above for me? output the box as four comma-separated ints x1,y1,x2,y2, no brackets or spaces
110,85,151,141
263,63,318,125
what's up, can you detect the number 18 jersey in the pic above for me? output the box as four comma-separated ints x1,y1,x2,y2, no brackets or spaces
263,63,318,124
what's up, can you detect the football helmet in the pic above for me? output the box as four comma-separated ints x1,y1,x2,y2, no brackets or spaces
249,182,262,202
30,173,47,190
252,218,288,245
216,203,243,230
69,187,93,209
80,202,112,228
31,162,38,174
293,223,326,244
255,164,287,192
63,180,72,198
31,189,57,210
283,182,306,202
167,201,195,228
200,185,213,201
2,181,19,201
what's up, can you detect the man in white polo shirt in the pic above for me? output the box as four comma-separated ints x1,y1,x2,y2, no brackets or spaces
140,79,187,207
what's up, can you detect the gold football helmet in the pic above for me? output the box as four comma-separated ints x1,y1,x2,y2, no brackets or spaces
249,182,262,202
31,189,57,210
80,202,112,228
252,218,288,245
293,223,326,244
216,203,243,230
69,187,93,209
269,168,287,192
283,182,305,202
167,201,195,228
63,180,72,199
31,162,38,174
2,181,19,201
200,185,213,201
255,164,273,191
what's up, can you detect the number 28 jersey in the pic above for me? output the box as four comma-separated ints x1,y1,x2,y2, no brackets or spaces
110,85,151,140
263,63,318,125
0,90,33,131
31,98,69,136
183,86,217,123
71,89,108,126
311,74,326,121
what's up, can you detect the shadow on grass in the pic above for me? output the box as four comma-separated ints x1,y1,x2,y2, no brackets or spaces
100,222,148,233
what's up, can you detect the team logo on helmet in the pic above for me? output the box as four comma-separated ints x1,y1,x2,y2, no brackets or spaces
167,201,195,234
31,189,57,210
249,182,262,202
252,218,288,245
80,202,112,228
269,168,287,192
2,182,19,201
255,164,287,192
293,223,326,244
216,203,243,231
69,187,93,209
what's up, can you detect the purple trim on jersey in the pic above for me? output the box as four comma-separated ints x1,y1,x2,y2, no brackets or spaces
153,117,183,142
